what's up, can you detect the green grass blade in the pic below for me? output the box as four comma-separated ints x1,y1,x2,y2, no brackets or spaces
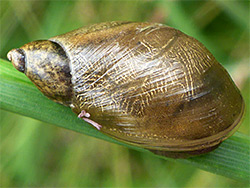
0,59,249,182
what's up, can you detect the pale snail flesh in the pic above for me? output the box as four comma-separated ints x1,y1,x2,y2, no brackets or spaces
7,22,244,158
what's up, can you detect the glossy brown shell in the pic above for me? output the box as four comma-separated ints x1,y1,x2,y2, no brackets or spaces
48,22,244,157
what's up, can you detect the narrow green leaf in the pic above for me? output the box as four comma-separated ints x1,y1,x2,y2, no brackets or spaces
0,59,249,182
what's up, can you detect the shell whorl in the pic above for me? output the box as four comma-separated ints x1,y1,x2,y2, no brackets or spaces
50,22,214,116
48,22,243,152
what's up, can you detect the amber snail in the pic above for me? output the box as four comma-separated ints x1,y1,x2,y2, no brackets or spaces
7,21,244,158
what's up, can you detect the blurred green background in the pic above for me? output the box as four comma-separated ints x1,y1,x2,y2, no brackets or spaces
0,0,249,187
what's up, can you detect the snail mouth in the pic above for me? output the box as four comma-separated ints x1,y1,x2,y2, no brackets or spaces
7,48,26,73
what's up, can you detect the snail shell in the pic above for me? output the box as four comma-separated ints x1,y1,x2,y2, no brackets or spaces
7,21,244,158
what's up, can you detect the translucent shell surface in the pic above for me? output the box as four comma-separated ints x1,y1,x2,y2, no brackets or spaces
49,22,244,157
9,22,243,158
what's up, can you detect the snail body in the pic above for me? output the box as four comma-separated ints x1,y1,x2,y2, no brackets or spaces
7,22,244,158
